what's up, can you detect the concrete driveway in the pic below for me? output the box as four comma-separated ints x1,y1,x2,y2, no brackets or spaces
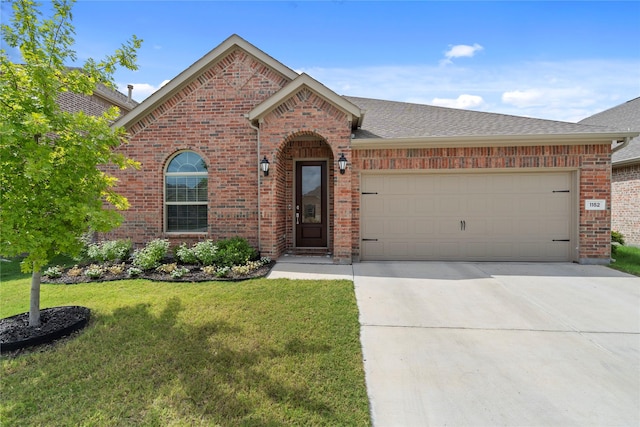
353,262,640,427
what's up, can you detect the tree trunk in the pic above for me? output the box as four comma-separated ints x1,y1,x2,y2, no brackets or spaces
29,266,42,327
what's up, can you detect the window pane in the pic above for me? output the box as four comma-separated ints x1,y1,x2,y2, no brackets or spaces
166,177,207,202
302,165,322,224
167,152,207,173
165,176,178,202
167,205,207,232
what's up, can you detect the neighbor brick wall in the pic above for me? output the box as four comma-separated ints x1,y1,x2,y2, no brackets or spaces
352,144,612,263
103,49,292,251
612,163,640,246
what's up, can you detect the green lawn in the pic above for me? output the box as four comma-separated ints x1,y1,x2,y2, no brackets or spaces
0,271,371,426
610,245,640,276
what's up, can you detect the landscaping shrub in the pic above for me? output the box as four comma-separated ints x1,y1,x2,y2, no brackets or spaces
612,230,625,255
214,237,257,268
132,239,170,270
43,265,63,279
175,243,198,264
86,239,132,262
193,240,218,265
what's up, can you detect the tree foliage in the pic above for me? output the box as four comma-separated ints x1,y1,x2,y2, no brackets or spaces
0,0,142,324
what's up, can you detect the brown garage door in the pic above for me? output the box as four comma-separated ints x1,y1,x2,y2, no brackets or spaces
361,172,574,261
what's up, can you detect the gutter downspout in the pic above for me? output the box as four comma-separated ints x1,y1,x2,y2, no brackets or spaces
246,115,262,253
612,136,631,153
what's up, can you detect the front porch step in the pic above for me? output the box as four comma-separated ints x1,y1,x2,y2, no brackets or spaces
287,248,332,257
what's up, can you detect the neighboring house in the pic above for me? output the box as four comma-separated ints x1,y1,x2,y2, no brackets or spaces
58,81,138,116
579,98,640,246
105,35,637,264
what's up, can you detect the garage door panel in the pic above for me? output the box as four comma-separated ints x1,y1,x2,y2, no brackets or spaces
386,197,411,215
361,172,573,262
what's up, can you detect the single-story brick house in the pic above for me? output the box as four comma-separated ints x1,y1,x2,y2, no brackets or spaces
579,97,640,246
106,35,637,264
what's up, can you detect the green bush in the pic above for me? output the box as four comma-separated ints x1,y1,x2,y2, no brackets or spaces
612,230,626,255
132,239,170,270
175,243,198,264
214,237,257,268
193,240,218,265
86,239,132,262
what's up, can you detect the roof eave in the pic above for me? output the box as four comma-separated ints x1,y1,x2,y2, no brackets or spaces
352,132,640,149
247,73,362,129
613,156,640,167
113,34,299,130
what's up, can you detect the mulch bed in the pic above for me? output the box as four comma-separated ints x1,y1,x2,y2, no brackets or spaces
41,261,275,284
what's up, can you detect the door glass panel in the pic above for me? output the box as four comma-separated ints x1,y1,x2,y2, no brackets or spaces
301,165,322,224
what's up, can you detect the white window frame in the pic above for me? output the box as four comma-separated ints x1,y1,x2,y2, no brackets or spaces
164,151,208,233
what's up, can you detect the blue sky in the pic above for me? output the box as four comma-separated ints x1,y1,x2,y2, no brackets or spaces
4,1,640,122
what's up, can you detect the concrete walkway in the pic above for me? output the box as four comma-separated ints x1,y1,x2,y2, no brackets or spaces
267,259,640,426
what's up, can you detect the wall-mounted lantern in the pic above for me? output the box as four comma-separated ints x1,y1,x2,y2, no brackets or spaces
260,156,270,177
338,153,348,175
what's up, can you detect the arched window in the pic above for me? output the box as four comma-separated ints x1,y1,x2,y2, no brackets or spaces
165,151,208,232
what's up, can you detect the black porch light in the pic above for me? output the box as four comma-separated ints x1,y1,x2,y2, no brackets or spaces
338,153,348,174
260,156,270,176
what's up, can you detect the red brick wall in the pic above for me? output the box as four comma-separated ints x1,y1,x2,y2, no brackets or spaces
352,144,612,263
58,91,113,116
612,163,640,246
258,88,353,262
104,49,292,250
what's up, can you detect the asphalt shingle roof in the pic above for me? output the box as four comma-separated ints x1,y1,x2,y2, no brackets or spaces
579,97,640,164
344,96,625,140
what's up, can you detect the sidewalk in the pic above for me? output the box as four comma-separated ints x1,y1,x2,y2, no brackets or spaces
266,255,354,281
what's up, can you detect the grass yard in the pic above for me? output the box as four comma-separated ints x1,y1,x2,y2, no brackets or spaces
610,245,640,276
0,269,371,426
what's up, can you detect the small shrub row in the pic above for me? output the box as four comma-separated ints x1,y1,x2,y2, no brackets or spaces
85,239,132,263
175,237,257,268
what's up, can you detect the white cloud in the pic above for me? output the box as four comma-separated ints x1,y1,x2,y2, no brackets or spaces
440,43,483,65
502,89,544,107
118,80,170,102
300,58,639,122
432,94,485,109
445,43,484,60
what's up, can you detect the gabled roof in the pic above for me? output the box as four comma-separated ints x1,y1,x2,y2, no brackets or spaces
248,73,362,129
579,97,640,166
346,96,638,148
94,84,138,112
114,34,299,130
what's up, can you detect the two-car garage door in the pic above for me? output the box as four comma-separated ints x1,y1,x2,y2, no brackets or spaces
360,172,575,262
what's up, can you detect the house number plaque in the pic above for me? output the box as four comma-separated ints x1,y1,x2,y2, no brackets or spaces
585,199,606,211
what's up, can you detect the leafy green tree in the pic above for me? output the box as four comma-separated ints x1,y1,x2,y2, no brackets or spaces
0,0,142,326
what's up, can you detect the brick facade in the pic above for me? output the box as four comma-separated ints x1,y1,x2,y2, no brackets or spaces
106,36,617,264
612,164,640,246
352,145,612,263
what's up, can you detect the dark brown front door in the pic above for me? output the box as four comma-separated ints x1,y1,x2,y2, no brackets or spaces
296,161,327,247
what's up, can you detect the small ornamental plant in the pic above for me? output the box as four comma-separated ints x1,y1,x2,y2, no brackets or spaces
84,264,104,280
175,243,198,264
156,263,177,274
127,267,143,278
43,266,63,279
67,265,83,277
170,267,189,279
201,265,217,276
107,263,126,275
132,239,169,270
